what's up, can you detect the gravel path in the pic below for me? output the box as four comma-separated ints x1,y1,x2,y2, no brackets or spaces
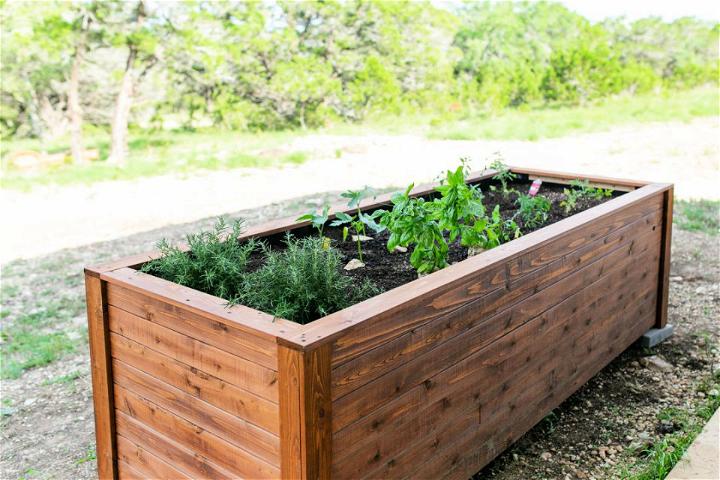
1,192,718,479
2,118,718,263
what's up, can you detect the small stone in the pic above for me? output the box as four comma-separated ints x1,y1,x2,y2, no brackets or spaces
23,398,36,407
512,453,519,461
393,246,408,253
640,355,673,372
707,389,719,397
697,391,706,398
669,275,684,282
630,361,640,368
0,407,16,417
540,452,552,461
467,246,485,257
343,259,365,271
351,235,373,242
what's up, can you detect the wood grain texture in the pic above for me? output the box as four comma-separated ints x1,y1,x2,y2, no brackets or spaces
115,385,279,478
116,435,190,480
108,305,279,405
109,331,279,434
112,359,280,467
279,345,303,479
105,281,279,370
85,274,117,480
656,186,673,328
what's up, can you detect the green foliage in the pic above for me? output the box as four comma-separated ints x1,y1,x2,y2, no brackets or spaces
141,218,256,301
515,194,551,229
330,187,384,262
239,236,380,324
561,180,613,214
675,200,720,235
489,158,517,196
380,163,521,274
142,219,381,324
297,205,330,236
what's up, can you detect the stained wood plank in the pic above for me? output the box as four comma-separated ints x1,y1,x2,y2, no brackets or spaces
513,166,649,188
656,186,673,328
102,267,299,342
332,227,660,432
85,274,117,480
301,343,333,480
116,459,145,480
106,281,279,370
116,412,245,479
115,385,279,478
279,346,303,479
108,305,279,404
109,330,279,434
331,207,662,400
116,435,190,480
112,359,280,467
334,256,659,476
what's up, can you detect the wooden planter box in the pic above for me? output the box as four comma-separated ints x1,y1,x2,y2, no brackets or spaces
85,167,673,479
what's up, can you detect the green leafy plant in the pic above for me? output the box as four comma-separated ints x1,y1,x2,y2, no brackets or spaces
561,179,614,214
330,187,384,262
239,236,380,324
515,193,551,229
380,184,449,274
296,205,330,236
489,157,517,196
141,218,256,301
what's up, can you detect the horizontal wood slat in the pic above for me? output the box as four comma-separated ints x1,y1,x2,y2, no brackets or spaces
333,244,659,476
108,305,279,404
112,359,280,467
102,268,299,343
115,385,279,478
331,206,662,400
105,281,280,370
109,330,279,434
332,225,661,433
116,435,190,480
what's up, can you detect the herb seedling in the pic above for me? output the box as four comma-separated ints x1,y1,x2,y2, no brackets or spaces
489,157,517,197
515,194,551,229
561,179,613,214
330,187,384,262
296,205,330,236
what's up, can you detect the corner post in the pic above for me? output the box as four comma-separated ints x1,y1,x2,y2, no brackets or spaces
656,186,673,329
85,271,117,479
278,342,332,480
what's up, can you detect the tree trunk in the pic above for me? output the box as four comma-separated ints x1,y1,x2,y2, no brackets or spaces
68,36,85,165
107,49,136,167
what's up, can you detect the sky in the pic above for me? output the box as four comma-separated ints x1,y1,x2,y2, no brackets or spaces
559,0,720,22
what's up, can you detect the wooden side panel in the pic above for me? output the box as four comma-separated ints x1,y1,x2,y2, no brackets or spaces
85,274,117,480
329,191,666,479
103,274,283,479
656,186,673,328
278,344,333,480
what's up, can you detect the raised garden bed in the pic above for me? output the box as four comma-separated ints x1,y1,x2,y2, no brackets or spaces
85,166,673,479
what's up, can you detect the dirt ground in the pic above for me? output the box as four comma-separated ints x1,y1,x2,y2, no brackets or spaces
2,117,719,262
1,191,718,479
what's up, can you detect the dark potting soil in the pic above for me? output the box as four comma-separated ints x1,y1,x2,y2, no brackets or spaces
251,178,621,296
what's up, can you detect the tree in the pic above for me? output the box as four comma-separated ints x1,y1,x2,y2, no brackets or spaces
106,0,160,166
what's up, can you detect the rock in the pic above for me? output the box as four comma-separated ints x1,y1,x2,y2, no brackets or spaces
708,389,719,397
0,406,16,417
343,259,365,271
512,453,519,461
23,398,36,407
540,452,552,461
630,361,640,368
467,246,485,257
351,235,373,242
697,391,706,398
640,355,673,372
393,246,408,253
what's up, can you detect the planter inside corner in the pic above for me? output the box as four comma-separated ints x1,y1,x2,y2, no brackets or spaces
84,167,673,479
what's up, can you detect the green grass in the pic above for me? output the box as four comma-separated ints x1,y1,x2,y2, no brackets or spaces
1,85,717,190
675,200,720,236
1,129,309,190
424,85,718,141
618,371,720,480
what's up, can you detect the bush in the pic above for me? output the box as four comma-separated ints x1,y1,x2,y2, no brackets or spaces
240,236,380,324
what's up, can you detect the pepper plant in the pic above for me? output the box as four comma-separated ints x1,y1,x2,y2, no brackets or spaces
296,205,330,236
330,186,384,262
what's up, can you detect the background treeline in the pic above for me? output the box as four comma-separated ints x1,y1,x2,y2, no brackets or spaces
1,0,718,165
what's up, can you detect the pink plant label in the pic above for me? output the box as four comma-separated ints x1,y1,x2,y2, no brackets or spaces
528,179,542,196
